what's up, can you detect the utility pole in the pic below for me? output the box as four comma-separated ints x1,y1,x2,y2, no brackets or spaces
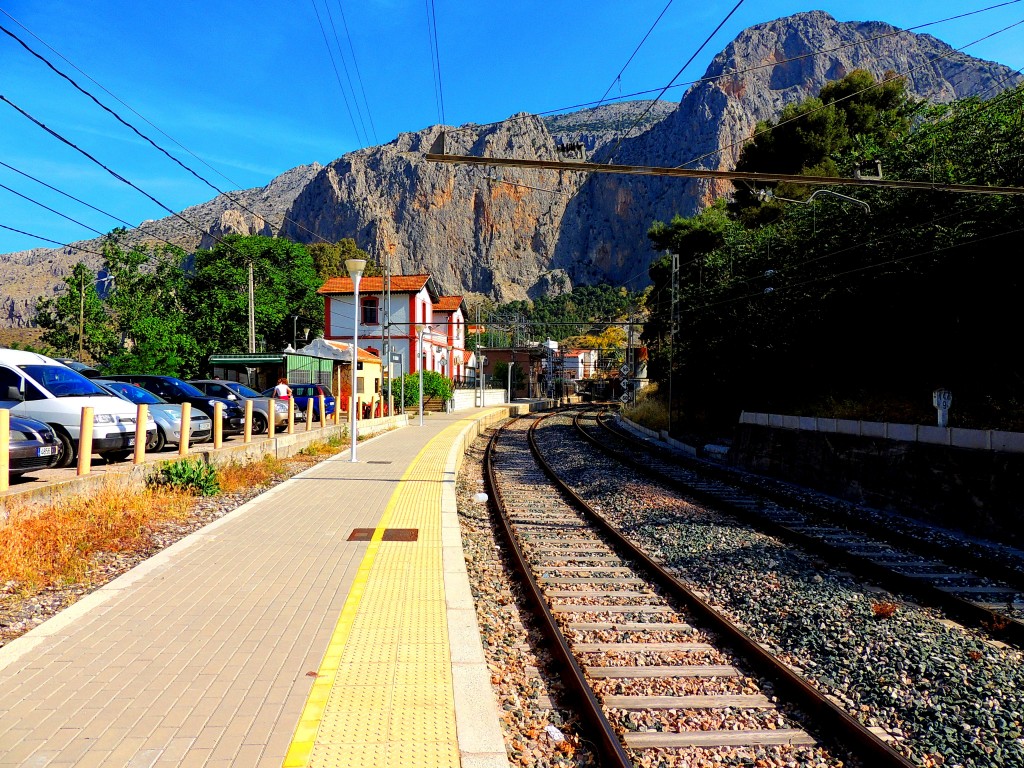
669,252,679,433
248,261,256,353
78,271,85,362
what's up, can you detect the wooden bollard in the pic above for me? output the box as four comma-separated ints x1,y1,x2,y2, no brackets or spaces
179,403,191,456
213,402,223,449
268,399,276,437
133,403,148,464
305,398,313,432
77,406,93,475
318,395,326,429
0,409,9,493
287,398,295,434
244,399,253,443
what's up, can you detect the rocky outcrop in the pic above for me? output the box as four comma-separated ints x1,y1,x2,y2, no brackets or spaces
549,11,1022,290
2,12,1020,326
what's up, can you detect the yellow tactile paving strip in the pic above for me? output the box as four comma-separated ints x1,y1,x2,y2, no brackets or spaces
285,418,475,768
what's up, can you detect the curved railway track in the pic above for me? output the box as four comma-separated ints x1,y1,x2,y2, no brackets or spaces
574,407,1024,648
484,412,914,768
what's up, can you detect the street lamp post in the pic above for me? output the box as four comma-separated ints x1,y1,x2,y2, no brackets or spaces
291,315,310,350
346,258,366,461
416,324,425,426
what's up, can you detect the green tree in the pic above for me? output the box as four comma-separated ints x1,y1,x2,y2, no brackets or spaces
731,69,919,222
307,239,378,281
100,232,198,375
35,262,116,360
182,235,323,367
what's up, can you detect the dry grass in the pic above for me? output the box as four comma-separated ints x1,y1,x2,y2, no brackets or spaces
216,455,286,494
0,486,191,591
621,384,670,432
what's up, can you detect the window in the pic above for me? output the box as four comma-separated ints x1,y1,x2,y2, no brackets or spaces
361,297,380,325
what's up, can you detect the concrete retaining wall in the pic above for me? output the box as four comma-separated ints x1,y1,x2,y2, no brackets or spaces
739,411,1024,453
731,421,1024,545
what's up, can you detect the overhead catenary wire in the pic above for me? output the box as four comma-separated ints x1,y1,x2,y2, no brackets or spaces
604,0,746,163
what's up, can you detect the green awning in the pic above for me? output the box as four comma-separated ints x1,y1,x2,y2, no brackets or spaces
209,354,285,365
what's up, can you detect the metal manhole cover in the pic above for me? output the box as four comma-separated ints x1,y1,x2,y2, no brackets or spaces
347,528,419,541
382,528,418,542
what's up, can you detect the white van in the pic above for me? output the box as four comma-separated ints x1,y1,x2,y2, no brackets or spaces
0,349,156,468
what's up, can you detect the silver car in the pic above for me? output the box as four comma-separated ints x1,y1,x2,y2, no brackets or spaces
94,379,213,451
189,380,292,432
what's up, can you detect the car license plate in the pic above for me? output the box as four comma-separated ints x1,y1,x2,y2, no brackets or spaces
127,438,135,446
37,446,56,456
198,421,212,430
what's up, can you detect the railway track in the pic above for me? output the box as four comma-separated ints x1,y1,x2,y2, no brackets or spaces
573,407,1024,648
484,413,914,767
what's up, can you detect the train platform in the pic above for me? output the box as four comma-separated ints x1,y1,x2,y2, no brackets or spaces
0,407,517,768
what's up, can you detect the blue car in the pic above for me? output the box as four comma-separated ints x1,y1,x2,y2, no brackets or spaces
262,383,336,421
105,375,245,435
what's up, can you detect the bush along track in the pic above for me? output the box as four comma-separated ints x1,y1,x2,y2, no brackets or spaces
534,412,1024,768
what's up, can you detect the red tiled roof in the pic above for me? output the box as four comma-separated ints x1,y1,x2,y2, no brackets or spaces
318,274,430,295
322,340,381,363
433,296,463,312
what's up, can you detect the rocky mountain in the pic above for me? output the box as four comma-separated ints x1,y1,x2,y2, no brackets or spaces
2,11,1020,327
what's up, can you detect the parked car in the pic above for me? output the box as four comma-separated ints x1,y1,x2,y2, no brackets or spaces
6,414,63,475
188,379,291,432
94,380,213,451
103,375,245,435
261,383,336,421
0,349,156,468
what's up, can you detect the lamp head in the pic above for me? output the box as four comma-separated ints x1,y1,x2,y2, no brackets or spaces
345,258,367,280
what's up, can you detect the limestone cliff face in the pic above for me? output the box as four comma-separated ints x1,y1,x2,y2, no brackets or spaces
2,12,1020,326
549,11,1022,289
281,117,588,303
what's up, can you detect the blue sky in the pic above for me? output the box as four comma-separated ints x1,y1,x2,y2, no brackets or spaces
0,0,1022,255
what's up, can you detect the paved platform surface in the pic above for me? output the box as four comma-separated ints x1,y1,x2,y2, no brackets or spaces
0,408,512,768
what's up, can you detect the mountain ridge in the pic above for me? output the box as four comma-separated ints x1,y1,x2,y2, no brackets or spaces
2,11,1020,327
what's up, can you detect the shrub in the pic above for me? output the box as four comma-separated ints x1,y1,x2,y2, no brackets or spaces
151,458,220,496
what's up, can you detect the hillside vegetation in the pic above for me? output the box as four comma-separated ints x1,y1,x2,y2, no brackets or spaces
643,72,1024,434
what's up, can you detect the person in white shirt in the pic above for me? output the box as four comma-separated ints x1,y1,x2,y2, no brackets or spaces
273,377,291,399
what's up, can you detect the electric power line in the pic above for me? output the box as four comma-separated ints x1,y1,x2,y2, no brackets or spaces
594,0,674,111
0,18,333,248
320,0,372,146
0,222,104,256
335,0,379,144
0,93,226,247
680,16,1024,169
604,0,746,163
310,0,367,147
424,0,446,126
442,1,1023,138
